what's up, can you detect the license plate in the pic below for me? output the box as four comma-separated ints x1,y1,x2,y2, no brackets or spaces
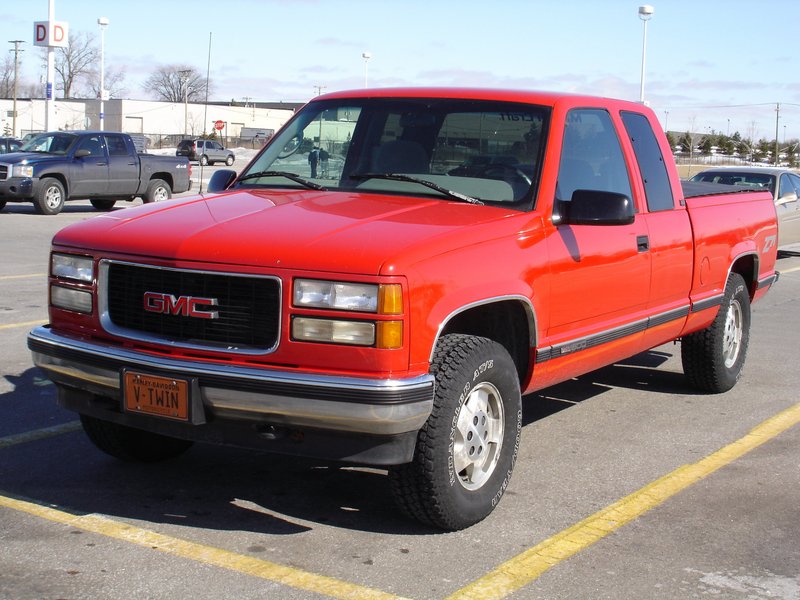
124,371,189,421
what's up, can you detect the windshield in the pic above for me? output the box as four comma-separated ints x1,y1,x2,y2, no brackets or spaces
20,133,78,155
236,97,549,210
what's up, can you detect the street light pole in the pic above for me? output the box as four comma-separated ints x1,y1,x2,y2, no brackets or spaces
97,17,109,130
362,52,371,88
638,5,654,104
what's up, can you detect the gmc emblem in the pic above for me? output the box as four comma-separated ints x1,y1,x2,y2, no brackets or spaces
143,292,219,319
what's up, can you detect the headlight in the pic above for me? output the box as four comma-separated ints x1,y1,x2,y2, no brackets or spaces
294,279,378,312
11,164,34,178
52,253,94,282
50,285,93,313
292,317,375,346
293,279,402,314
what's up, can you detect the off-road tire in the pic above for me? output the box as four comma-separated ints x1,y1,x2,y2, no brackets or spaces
80,415,193,462
389,334,522,530
34,178,66,215
682,272,751,393
90,198,116,211
142,178,172,203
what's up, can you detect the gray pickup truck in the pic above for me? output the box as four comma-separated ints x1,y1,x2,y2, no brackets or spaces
0,131,191,215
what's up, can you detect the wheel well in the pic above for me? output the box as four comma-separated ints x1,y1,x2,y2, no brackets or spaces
730,254,756,298
40,174,69,197
438,300,532,383
150,173,173,188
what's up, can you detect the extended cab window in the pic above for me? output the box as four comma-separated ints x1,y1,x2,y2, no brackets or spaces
556,109,632,205
621,111,674,212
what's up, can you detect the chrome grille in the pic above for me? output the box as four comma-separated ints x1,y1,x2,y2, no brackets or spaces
100,261,281,353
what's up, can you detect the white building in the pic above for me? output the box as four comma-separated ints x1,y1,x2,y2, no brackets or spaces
0,97,298,147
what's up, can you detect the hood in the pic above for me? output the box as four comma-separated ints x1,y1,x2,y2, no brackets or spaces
0,152,61,165
53,188,525,275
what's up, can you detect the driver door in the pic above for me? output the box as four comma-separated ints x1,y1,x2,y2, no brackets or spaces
70,135,109,197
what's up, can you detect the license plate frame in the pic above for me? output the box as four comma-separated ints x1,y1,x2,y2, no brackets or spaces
123,370,191,422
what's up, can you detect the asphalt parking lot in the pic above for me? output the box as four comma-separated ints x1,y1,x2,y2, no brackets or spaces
1,199,799,599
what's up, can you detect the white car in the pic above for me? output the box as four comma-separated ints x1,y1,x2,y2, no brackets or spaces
690,166,800,248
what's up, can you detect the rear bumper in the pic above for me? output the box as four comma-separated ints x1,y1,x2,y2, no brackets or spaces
28,326,434,464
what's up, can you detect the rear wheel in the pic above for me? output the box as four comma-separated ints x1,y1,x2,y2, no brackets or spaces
90,198,116,211
389,334,522,530
0,200,6,211
34,178,65,215
80,415,193,462
682,272,751,393
200,155,209,166
142,178,172,203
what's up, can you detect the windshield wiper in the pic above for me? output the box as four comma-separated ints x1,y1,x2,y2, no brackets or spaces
350,173,484,205
237,170,327,191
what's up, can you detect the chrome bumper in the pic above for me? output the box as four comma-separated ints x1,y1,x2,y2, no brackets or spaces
28,326,434,437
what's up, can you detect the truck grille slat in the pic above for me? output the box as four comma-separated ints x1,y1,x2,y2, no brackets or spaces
103,262,280,352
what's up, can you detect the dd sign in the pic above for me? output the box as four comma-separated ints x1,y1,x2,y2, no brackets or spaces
33,21,69,48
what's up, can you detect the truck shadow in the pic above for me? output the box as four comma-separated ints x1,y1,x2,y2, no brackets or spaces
2,351,693,537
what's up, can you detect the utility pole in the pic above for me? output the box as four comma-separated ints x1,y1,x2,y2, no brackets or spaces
8,40,24,138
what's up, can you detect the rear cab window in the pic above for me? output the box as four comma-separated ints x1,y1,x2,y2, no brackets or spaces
621,111,675,212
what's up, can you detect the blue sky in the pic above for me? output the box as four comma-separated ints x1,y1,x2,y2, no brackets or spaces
2,0,799,141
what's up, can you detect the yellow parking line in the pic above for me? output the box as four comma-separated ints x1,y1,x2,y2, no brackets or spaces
0,273,45,281
0,421,81,449
0,496,407,600
0,319,47,331
448,402,800,600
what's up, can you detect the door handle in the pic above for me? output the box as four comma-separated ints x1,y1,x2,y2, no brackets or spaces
637,235,650,252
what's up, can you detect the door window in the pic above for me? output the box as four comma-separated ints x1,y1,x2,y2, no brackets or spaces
556,109,632,205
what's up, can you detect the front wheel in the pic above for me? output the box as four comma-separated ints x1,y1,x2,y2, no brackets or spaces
80,415,193,462
682,272,751,393
34,178,65,215
90,198,116,211
142,178,172,203
0,200,6,212
225,155,234,166
389,334,522,530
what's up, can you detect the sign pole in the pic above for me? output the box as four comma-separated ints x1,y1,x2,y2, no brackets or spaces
45,0,55,131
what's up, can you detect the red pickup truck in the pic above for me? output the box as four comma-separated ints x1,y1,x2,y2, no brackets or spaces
29,89,779,530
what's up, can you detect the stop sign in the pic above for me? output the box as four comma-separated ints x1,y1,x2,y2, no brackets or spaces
214,120,224,131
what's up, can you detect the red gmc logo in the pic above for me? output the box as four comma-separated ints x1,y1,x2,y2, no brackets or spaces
143,292,219,319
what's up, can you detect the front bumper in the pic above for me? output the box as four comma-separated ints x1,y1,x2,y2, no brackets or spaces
0,176,35,200
28,326,434,464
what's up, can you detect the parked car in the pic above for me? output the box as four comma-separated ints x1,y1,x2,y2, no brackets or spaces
176,139,235,166
0,137,22,154
690,166,800,247
0,131,192,215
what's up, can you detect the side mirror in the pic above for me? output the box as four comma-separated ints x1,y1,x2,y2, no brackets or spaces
207,169,237,192
74,149,91,159
566,190,635,226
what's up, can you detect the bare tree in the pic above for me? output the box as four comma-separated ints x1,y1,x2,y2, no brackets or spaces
87,65,128,99
48,31,98,98
0,55,13,98
143,65,211,102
